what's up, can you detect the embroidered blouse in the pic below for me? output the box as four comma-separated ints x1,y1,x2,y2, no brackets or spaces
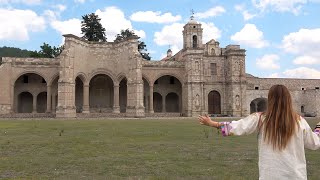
220,113,320,180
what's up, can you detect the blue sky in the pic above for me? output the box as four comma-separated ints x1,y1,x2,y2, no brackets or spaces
0,0,320,79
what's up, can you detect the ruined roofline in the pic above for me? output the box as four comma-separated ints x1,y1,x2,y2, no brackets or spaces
1,57,59,65
63,34,140,45
247,75,320,81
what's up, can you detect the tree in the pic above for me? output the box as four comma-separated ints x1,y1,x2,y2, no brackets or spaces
30,43,64,58
81,13,106,42
115,29,151,60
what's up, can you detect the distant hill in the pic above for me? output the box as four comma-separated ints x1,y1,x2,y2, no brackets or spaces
0,46,34,58
0,46,35,64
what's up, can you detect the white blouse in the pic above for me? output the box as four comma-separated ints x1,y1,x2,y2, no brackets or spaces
221,113,320,180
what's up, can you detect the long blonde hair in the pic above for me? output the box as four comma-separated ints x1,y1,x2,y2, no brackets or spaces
262,84,299,150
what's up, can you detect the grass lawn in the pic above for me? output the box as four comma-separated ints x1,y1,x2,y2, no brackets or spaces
0,117,319,179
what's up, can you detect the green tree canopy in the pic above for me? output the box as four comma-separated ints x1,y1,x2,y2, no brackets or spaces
81,13,106,42
115,29,151,60
30,43,64,58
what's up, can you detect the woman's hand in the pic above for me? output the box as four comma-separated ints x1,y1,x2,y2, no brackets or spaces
198,114,218,127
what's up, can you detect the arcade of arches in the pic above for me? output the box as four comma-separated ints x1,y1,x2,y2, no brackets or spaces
14,73,183,114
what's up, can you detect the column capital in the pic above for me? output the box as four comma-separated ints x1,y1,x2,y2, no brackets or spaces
114,85,120,88
84,84,90,88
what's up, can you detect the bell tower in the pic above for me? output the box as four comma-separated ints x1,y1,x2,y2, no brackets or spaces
183,11,203,49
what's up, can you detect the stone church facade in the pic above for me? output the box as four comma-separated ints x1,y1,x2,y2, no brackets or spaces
0,18,320,118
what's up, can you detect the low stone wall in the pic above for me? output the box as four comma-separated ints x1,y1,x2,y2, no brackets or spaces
0,105,11,114
0,113,55,118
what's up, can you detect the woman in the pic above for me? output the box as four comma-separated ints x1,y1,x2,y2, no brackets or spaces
199,84,320,179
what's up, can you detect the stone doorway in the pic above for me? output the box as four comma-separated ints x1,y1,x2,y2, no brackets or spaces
165,92,179,112
36,92,47,113
250,98,267,113
208,90,221,114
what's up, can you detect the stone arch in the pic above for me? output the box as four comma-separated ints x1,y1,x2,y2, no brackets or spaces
75,76,84,113
153,92,162,112
14,73,47,113
208,90,221,114
89,74,114,113
17,91,33,113
153,75,182,113
119,77,127,113
116,73,127,85
165,92,179,112
250,98,267,113
152,73,184,86
13,71,47,86
37,92,47,113
48,73,59,86
75,72,87,85
142,74,152,86
88,69,116,85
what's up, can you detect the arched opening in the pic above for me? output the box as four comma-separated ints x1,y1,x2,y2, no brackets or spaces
250,98,267,113
208,91,221,114
89,74,114,113
14,73,47,113
153,75,182,113
119,78,127,113
153,92,162,112
211,48,215,55
75,77,84,113
18,92,33,113
143,77,150,112
165,93,179,112
301,105,305,113
36,92,47,113
193,35,197,48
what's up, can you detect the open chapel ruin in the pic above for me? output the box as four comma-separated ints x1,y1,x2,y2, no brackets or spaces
0,17,319,118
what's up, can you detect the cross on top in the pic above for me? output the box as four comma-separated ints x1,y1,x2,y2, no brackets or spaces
190,9,195,20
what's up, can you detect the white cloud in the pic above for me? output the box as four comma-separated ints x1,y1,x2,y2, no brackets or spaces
293,55,319,65
243,11,257,20
268,67,320,79
54,4,66,12
96,6,145,41
130,11,181,24
0,0,41,5
282,28,320,56
234,4,257,21
252,0,307,15
0,8,45,41
282,28,320,65
194,6,226,19
74,0,85,3
231,24,268,48
154,22,221,52
256,54,280,70
283,67,320,79
154,23,184,48
51,18,82,37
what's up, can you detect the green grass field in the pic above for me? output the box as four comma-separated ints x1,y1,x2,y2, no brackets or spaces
0,117,319,179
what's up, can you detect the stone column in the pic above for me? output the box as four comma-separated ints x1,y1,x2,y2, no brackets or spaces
52,94,56,112
113,85,120,113
162,96,166,113
46,85,52,113
82,85,90,113
32,94,37,113
149,85,154,113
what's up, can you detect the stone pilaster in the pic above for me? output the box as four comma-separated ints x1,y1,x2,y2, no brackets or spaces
82,84,90,113
46,85,52,113
149,85,154,113
113,85,120,113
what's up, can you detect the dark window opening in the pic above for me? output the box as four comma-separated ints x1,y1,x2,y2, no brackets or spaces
23,75,28,83
301,87,305,90
170,77,175,84
255,87,259,90
193,26,196,28
301,106,305,113
42,78,46,83
192,35,197,48
155,80,158,84
210,63,217,75
316,87,319,90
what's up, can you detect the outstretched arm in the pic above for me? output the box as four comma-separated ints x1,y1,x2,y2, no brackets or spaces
304,121,320,150
198,113,261,136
